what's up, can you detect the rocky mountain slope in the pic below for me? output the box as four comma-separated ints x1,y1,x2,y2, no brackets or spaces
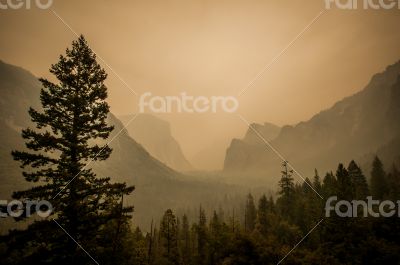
119,114,193,172
224,61,400,183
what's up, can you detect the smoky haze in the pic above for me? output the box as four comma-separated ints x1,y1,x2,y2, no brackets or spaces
1,0,399,170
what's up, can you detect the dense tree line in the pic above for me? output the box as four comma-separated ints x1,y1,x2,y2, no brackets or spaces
129,157,400,265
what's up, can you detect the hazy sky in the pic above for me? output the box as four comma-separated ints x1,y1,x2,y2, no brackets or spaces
1,0,400,169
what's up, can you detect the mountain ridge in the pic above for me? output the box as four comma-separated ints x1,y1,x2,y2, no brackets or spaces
223,60,400,183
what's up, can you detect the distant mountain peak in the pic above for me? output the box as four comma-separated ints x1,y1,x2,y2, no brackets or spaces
242,122,281,145
118,113,193,172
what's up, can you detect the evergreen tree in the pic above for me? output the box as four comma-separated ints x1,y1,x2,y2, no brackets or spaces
255,195,269,236
336,163,352,200
10,35,134,264
147,220,156,265
311,169,324,221
129,227,148,265
278,161,295,197
322,163,363,264
277,161,295,220
244,193,256,233
190,223,198,264
322,171,337,198
208,211,224,265
209,211,221,237
196,206,208,265
160,209,180,265
348,160,369,200
151,227,161,264
268,195,275,214
370,156,388,199
313,169,322,194
180,214,191,265
294,179,314,233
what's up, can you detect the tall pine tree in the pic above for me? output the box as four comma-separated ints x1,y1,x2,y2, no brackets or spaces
255,195,269,236
370,156,388,199
348,160,369,200
244,193,257,232
180,214,192,265
159,209,179,265
10,35,134,264
197,206,208,265
278,161,295,220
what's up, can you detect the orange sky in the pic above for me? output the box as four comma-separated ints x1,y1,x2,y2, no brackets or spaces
1,0,399,169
